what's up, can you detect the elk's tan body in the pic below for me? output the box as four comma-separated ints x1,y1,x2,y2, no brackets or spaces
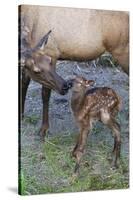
21,5,129,73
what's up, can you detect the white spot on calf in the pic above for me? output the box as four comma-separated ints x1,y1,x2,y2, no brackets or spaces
100,109,110,124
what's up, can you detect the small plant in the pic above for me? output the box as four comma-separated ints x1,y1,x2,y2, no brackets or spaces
18,171,27,195
24,115,39,125
96,53,118,68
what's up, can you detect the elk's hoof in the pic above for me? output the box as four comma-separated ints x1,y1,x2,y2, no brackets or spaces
111,160,119,170
39,127,48,141
111,165,117,170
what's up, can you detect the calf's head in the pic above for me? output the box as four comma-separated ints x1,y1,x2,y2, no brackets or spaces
70,76,95,92
21,30,69,95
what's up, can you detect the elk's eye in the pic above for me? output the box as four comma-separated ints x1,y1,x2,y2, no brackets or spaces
25,59,34,67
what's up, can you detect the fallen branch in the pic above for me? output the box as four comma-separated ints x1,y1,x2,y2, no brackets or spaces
45,139,63,150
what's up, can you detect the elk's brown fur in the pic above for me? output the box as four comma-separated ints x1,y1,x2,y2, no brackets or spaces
71,76,121,173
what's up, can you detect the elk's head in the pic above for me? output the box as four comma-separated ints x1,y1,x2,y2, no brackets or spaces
20,30,69,95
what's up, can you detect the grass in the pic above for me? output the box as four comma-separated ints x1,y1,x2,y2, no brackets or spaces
97,52,119,68
19,131,129,195
19,171,30,195
23,115,39,125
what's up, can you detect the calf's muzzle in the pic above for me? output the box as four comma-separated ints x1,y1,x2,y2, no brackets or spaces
60,81,71,95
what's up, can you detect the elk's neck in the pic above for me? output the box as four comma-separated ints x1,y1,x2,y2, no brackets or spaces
71,89,85,112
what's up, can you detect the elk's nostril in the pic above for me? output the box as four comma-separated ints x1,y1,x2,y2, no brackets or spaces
67,80,73,89
60,82,69,95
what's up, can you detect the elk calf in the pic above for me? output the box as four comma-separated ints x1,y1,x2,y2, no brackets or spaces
71,76,122,173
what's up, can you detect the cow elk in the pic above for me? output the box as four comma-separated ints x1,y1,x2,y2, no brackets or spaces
70,76,122,173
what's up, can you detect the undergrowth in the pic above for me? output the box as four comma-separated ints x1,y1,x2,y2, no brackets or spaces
19,132,129,195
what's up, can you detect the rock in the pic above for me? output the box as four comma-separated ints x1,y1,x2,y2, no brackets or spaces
54,98,68,104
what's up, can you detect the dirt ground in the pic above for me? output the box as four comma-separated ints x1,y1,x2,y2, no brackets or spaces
20,60,129,195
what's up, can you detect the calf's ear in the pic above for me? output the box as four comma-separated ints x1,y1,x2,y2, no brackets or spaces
86,80,95,87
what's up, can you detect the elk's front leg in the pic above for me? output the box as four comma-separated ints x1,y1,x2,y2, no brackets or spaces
39,86,51,140
21,69,30,118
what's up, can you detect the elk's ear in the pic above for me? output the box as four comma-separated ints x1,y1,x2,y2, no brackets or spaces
33,30,52,51
86,80,95,87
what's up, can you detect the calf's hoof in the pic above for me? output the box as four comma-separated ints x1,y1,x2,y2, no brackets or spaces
69,172,79,183
74,163,80,174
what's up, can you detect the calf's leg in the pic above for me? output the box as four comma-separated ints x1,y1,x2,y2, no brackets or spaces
109,118,121,168
101,111,121,168
73,123,90,173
